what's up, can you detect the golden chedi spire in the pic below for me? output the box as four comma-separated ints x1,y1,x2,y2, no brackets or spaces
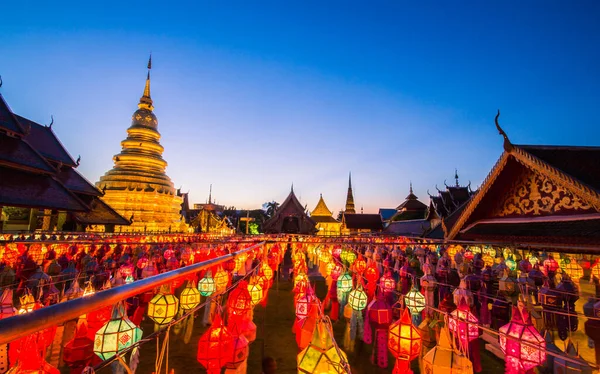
96,56,187,233
345,172,356,214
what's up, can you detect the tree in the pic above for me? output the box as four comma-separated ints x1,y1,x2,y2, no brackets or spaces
262,201,280,219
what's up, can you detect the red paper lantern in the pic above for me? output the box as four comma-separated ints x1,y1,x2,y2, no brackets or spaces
368,294,393,327
63,320,95,370
448,299,479,344
225,323,250,370
353,255,367,274
197,314,234,374
227,281,252,319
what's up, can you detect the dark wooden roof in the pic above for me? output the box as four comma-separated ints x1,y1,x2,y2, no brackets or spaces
518,145,600,193
72,196,130,225
385,219,431,236
0,166,88,211
343,213,383,231
0,134,56,174
263,189,317,234
396,199,428,211
56,167,101,196
17,115,77,167
0,94,25,135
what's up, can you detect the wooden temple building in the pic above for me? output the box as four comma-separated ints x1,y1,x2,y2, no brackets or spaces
262,187,317,234
442,112,600,248
310,194,341,236
95,57,188,233
183,186,234,235
0,82,129,233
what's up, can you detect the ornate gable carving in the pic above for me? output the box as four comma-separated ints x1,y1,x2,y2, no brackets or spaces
495,170,593,217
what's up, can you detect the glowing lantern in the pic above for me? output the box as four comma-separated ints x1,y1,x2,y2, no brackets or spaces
448,299,479,344
214,267,230,294
345,250,357,265
297,320,348,373
592,260,600,280
83,282,95,297
562,258,584,282
198,272,216,296
337,273,353,294
544,256,559,274
227,281,252,319
388,308,422,372
94,302,142,360
499,307,546,373
180,281,201,310
0,289,16,319
422,327,474,374
348,286,368,311
225,326,249,370
147,285,179,324
197,314,234,374
353,255,367,274
296,290,316,320
463,249,474,262
18,293,35,314
404,287,426,315
294,272,309,288
261,262,274,281
380,272,396,294
482,254,494,267
247,280,264,306
63,320,95,370
528,254,539,267
505,256,517,272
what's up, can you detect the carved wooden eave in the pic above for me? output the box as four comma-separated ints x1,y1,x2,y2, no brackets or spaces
447,145,600,240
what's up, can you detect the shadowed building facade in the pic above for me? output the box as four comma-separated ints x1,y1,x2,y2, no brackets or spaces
96,58,187,232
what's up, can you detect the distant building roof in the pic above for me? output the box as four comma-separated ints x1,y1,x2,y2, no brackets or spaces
379,208,396,221
343,213,383,231
385,219,431,236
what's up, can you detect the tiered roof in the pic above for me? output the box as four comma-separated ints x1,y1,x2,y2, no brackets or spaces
263,187,317,234
310,194,339,223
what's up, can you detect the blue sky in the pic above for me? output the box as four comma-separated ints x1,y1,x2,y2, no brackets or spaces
1,1,599,213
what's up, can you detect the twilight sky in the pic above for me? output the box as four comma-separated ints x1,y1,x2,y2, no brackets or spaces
1,1,599,213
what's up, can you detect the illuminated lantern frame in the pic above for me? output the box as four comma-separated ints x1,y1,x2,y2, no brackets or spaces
180,280,201,310
337,273,353,294
499,307,546,373
148,285,179,325
247,279,264,306
198,272,216,297
197,314,234,374
404,288,426,315
94,302,142,360
348,286,368,311
388,308,422,372
297,320,348,373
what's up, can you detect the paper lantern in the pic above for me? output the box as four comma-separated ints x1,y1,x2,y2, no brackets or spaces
353,255,367,274
147,285,179,324
94,302,142,360
422,327,474,374
499,307,546,373
247,280,264,306
544,256,559,274
348,286,368,311
448,299,479,344
180,281,201,310
261,261,274,281
404,288,426,315
337,273,353,294
297,320,348,373
294,272,309,288
198,272,216,297
345,251,357,265
63,320,95,369
388,308,422,372
227,281,252,319
367,295,392,327
562,259,584,282
591,260,600,280
236,318,257,343
197,314,234,374
214,267,230,294
225,322,250,370
296,290,316,320
379,272,396,293
296,302,320,350
0,289,16,319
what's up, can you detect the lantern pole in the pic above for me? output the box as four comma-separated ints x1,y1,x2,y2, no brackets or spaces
0,241,265,345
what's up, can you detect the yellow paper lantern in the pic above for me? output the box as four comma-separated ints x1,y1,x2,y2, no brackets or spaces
423,327,474,374
297,320,348,373
261,262,274,281
214,267,230,294
180,281,201,310
148,285,179,325
247,280,264,306
348,286,368,311
294,272,309,288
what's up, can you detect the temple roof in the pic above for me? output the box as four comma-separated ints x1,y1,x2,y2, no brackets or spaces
17,114,77,167
385,219,431,237
0,166,88,211
0,134,56,174
263,188,317,234
396,199,428,211
311,215,339,223
72,196,130,225
311,194,334,217
342,213,383,231
0,94,25,135
379,208,397,221
56,167,102,196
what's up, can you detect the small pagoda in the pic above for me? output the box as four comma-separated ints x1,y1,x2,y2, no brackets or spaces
310,194,341,236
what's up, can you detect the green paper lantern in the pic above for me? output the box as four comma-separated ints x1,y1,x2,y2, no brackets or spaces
94,302,142,360
198,272,216,297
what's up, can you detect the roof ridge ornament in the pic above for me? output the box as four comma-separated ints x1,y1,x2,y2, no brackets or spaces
48,115,54,129
0,75,3,88
495,110,513,151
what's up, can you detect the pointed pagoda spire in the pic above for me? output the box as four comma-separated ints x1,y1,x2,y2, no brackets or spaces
345,172,356,214
405,181,418,200
138,54,154,111
208,184,212,204
455,168,459,187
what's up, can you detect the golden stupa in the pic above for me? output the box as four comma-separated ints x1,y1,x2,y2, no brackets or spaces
96,57,187,232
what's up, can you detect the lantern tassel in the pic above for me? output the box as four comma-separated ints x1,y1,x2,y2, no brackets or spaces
0,343,7,374
363,319,372,345
375,328,388,368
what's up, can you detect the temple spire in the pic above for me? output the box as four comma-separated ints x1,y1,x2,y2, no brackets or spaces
455,168,459,187
345,172,356,214
138,54,154,111
208,184,212,204
410,181,413,194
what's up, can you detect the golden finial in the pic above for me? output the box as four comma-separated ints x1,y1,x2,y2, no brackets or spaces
139,54,154,111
